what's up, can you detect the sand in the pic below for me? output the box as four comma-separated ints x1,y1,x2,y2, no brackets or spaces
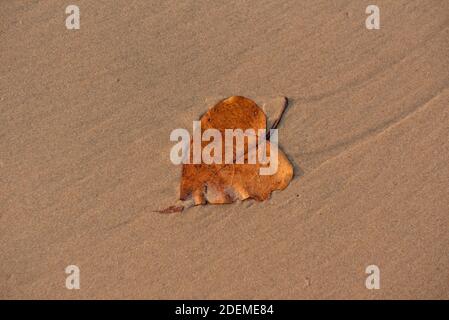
1,0,448,299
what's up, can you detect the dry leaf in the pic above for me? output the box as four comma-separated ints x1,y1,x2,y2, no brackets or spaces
180,96,293,205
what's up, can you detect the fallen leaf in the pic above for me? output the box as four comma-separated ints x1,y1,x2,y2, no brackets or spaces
180,96,293,205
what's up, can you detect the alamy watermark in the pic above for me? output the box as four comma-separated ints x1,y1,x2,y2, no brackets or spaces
366,5,380,30
170,121,279,175
65,5,80,30
365,265,380,289
65,265,80,290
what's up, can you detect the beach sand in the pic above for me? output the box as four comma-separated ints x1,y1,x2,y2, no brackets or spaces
1,0,448,299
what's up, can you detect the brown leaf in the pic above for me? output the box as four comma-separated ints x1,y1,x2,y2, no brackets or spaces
180,96,293,205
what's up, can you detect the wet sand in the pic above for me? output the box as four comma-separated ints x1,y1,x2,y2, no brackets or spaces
1,0,448,299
